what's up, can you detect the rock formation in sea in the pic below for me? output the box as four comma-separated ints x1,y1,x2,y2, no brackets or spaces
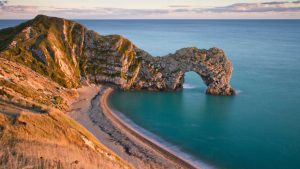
0,15,235,95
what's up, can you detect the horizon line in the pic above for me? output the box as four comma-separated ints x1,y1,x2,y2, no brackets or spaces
1,18,300,20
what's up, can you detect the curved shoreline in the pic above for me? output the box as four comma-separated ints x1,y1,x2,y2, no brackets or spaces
100,87,199,169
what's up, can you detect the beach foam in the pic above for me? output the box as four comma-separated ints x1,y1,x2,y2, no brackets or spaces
183,83,197,89
110,105,216,169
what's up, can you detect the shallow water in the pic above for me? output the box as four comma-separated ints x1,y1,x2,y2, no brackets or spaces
2,19,300,169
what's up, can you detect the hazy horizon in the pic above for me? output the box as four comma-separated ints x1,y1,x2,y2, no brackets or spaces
1,0,300,19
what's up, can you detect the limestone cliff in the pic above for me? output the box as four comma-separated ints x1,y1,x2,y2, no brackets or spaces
0,15,235,96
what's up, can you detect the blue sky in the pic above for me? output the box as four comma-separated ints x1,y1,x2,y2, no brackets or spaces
1,0,300,19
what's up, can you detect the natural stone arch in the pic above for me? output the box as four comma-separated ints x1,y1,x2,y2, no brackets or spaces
131,47,236,95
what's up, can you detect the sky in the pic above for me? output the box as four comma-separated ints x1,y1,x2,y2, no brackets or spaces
0,0,300,19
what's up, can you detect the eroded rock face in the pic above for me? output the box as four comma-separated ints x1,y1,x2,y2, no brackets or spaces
83,31,235,95
0,15,235,96
132,48,235,95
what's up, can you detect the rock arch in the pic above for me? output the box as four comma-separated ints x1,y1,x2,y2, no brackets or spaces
132,47,236,96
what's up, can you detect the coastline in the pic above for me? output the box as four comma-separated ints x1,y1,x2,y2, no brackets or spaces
68,85,199,169
101,88,199,169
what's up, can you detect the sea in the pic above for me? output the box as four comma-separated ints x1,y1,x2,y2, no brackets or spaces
1,19,300,169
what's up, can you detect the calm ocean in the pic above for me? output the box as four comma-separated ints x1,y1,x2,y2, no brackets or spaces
1,19,300,169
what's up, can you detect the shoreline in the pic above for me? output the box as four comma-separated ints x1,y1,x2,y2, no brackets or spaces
101,87,199,169
68,85,201,168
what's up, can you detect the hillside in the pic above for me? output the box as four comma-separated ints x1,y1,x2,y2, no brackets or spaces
0,15,134,168
0,107,132,168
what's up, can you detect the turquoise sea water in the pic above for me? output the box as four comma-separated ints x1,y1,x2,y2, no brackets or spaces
1,20,300,169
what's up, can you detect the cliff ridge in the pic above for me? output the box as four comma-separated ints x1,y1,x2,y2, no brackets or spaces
0,15,235,96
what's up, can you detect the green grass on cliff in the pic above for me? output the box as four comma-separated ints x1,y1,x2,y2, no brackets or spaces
0,15,82,88
0,21,30,51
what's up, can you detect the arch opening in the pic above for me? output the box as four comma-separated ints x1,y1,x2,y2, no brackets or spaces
183,71,206,90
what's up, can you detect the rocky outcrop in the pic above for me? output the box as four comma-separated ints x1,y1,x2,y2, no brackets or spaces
0,15,235,96
132,47,235,95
